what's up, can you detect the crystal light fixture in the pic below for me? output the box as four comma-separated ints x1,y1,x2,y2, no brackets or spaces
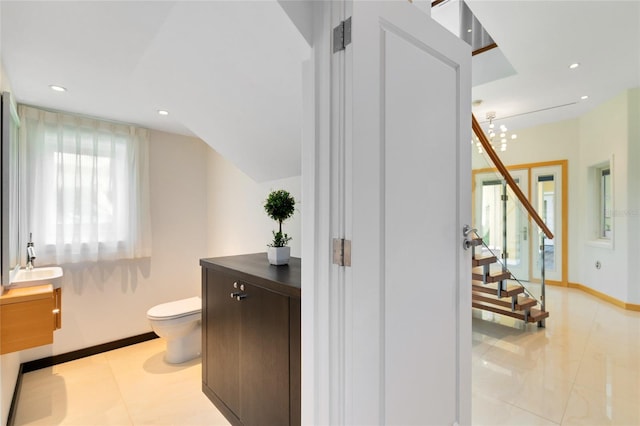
474,111,517,154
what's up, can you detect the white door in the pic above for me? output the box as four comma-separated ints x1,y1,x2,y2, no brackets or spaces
474,169,530,280
346,2,471,424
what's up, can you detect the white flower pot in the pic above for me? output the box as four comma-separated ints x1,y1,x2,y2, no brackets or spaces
267,246,290,266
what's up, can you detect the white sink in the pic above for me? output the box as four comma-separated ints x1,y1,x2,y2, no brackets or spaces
12,266,63,286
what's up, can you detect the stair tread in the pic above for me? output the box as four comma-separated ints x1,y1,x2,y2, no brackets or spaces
472,265,509,274
472,301,527,320
472,301,550,323
472,292,538,310
472,254,498,267
528,308,550,322
472,280,525,297
471,267,511,283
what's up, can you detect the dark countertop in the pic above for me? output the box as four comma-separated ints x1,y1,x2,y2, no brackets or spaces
200,253,301,298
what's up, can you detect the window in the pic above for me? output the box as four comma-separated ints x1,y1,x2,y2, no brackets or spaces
587,159,613,247
19,105,151,264
601,168,612,239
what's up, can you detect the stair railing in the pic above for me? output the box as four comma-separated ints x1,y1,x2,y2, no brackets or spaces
469,228,543,317
540,235,546,322
501,181,508,274
472,114,551,327
472,115,553,240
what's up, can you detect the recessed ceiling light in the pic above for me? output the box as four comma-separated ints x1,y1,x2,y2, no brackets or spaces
569,63,580,69
467,28,472,33
49,85,67,92
581,95,589,100
157,110,169,116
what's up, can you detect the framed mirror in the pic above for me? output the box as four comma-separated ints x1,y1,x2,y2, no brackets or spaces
2,91,21,289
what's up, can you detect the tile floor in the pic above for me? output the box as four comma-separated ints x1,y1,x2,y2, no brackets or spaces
14,284,640,425
472,283,640,425
14,339,230,425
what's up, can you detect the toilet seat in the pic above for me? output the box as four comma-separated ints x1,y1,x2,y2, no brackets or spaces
147,297,201,320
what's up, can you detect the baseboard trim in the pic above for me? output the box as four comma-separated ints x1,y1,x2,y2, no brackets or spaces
568,282,640,311
7,332,158,426
544,279,566,287
6,363,24,426
22,332,158,373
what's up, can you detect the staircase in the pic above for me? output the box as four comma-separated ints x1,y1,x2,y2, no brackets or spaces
468,114,551,326
467,233,549,325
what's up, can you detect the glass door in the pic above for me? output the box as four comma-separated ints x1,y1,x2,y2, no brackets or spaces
531,165,563,282
474,170,530,280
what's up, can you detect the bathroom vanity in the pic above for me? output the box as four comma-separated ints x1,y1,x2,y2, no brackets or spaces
0,284,62,354
200,253,300,426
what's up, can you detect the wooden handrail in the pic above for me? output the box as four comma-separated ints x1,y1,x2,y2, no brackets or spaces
472,43,498,56
472,114,554,239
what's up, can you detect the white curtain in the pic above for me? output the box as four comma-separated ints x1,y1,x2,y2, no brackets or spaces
19,105,152,264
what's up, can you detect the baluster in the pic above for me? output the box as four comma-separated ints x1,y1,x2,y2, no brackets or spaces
539,234,546,328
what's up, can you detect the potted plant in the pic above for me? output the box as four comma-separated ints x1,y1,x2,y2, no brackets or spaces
264,189,296,265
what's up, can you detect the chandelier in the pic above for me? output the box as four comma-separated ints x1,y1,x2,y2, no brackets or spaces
474,111,517,153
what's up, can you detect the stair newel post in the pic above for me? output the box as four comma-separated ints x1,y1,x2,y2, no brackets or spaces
500,180,508,293
539,233,546,328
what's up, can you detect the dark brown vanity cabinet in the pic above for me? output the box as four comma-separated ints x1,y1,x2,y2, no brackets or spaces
201,254,301,426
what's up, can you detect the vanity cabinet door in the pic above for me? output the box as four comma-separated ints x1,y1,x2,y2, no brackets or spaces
204,269,241,418
239,282,290,426
0,284,58,355
201,258,300,426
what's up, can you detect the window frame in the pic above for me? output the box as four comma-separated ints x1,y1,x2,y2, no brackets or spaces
600,168,612,240
586,157,614,249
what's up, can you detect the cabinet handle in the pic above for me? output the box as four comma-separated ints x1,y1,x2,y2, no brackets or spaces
236,293,247,301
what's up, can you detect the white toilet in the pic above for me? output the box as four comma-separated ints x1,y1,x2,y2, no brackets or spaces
146,296,202,364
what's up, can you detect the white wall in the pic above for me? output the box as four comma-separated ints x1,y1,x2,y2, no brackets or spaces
472,118,579,169
0,64,12,94
627,88,640,303
578,92,630,302
0,58,20,426
205,147,301,258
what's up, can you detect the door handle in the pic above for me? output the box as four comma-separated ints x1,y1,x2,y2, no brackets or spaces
463,225,477,237
463,225,481,250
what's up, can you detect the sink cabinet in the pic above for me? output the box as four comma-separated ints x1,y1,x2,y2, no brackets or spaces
201,253,300,426
0,284,61,354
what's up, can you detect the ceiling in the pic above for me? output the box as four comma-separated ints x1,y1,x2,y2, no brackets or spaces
1,1,639,181
0,1,310,182
438,0,640,131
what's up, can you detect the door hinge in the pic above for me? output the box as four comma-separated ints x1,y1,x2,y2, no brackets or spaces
501,194,508,201
333,17,352,53
333,238,352,267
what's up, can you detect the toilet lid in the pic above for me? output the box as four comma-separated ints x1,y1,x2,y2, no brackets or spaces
147,297,201,320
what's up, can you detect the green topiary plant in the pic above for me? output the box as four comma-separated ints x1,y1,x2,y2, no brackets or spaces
264,189,296,247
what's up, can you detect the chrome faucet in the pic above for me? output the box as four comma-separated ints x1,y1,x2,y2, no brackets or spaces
26,233,36,270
